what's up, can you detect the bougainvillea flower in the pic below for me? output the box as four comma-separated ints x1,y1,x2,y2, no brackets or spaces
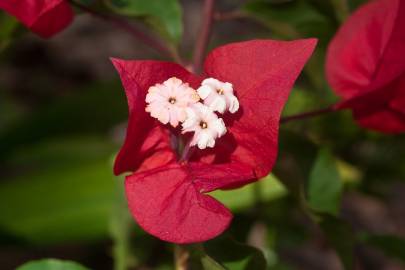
0,0,73,38
326,0,405,133
112,39,317,243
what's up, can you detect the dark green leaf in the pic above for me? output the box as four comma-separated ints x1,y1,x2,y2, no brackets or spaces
16,259,89,270
308,148,343,216
105,0,182,43
203,236,267,270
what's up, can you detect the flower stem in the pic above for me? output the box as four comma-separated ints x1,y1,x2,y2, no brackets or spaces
192,0,216,74
110,176,136,270
68,0,180,62
179,140,195,163
174,245,190,270
280,105,340,124
214,10,246,21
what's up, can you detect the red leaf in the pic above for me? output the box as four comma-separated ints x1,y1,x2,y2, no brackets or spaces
202,39,317,178
111,59,201,174
0,0,73,38
125,163,240,243
326,0,405,133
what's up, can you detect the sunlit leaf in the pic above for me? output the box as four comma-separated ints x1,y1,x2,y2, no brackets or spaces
210,174,287,212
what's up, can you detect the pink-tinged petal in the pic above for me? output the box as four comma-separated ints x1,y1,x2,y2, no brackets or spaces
326,0,405,99
125,163,239,243
112,59,201,175
0,0,73,38
203,39,317,179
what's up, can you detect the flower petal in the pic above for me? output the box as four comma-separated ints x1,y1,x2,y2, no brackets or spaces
337,74,405,133
125,163,253,243
203,39,317,178
112,59,201,175
326,0,405,99
0,0,73,38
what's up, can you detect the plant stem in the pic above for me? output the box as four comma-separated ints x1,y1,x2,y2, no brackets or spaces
280,106,340,124
192,0,216,74
68,0,180,62
179,140,195,163
174,245,190,270
110,176,136,270
214,10,246,21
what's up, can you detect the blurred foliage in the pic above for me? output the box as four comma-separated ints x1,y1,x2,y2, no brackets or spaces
1,0,405,269
361,234,405,262
202,237,267,270
0,13,19,52
104,0,183,44
211,174,287,211
16,259,90,270
0,137,117,245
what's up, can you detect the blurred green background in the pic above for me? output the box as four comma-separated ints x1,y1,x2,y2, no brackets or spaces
1,0,405,269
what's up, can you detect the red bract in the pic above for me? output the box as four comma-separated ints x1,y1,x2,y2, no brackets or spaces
113,39,317,243
0,0,73,38
326,0,405,133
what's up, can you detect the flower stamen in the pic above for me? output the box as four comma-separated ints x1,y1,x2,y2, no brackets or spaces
200,121,208,129
168,97,176,104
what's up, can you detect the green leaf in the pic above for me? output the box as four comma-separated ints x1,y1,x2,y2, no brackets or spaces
320,216,354,270
104,0,182,44
203,237,267,270
210,174,287,212
201,254,226,270
0,136,117,245
16,259,90,270
361,234,405,262
308,148,343,216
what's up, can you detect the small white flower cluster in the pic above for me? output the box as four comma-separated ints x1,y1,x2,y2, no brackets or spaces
145,77,239,149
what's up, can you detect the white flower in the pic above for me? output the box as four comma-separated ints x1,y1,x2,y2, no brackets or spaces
145,77,199,127
197,78,239,114
182,103,227,149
